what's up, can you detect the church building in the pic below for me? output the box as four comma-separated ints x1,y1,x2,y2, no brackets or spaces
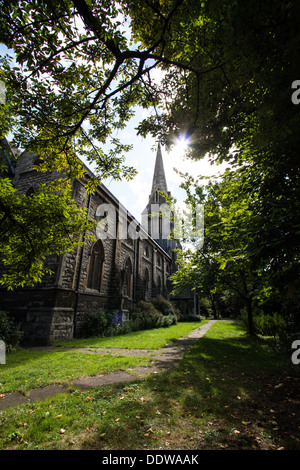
0,139,194,344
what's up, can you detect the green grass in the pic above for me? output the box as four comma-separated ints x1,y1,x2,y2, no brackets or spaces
0,319,299,451
0,322,202,395
53,321,203,350
0,350,150,394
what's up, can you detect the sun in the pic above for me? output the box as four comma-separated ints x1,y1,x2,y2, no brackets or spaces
172,134,190,157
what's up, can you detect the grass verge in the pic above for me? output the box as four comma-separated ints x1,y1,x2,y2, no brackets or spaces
0,319,299,450
53,321,203,349
0,322,202,394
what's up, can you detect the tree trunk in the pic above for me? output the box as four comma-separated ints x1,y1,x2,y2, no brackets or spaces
246,298,255,335
239,269,255,335
211,294,218,319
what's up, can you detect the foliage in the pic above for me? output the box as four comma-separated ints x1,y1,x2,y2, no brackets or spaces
129,0,300,336
0,177,95,288
252,313,286,338
150,295,178,322
0,0,299,300
171,163,300,335
79,299,178,339
129,0,300,163
157,313,175,328
78,308,136,337
0,310,23,352
0,0,139,183
1,0,298,183
129,300,163,330
78,309,111,338
129,299,178,329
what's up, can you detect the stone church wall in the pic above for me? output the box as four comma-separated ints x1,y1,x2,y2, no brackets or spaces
0,146,176,344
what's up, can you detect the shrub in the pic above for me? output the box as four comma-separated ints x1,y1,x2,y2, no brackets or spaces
253,312,286,337
157,314,175,328
79,309,110,338
130,301,163,330
78,299,178,339
0,311,23,352
150,295,178,324
171,302,182,321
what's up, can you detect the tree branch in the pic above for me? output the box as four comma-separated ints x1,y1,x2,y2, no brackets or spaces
71,0,121,57
23,35,97,81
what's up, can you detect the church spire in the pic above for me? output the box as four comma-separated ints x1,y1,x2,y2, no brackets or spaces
151,142,168,194
142,141,172,244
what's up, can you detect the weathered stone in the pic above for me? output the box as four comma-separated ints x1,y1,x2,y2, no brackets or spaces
0,141,194,344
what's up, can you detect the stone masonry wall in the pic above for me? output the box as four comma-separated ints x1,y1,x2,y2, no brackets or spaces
0,151,173,344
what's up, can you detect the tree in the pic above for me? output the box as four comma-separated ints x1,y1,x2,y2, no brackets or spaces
0,171,95,289
0,0,203,182
171,160,300,335
0,0,204,287
130,0,300,162
130,0,300,291
0,0,299,297
171,169,258,334
126,0,300,334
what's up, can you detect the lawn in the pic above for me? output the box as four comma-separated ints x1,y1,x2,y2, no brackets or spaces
0,322,202,394
53,321,203,349
0,349,151,394
0,319,299,451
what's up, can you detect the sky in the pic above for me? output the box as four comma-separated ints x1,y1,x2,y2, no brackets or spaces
0,43,228,224
100,112,228,223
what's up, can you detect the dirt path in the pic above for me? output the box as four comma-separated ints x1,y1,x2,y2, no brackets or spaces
0,320,216,410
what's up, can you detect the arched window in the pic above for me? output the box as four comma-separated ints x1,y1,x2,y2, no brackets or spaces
123,257,133,298
87,240,104,292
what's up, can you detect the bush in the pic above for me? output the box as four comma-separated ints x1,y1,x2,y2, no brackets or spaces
78,299,179,339
0,311,23,352
130,301,163,330
157,314,175,328
253,312,286,337
150,295,178,325
79,309,110,338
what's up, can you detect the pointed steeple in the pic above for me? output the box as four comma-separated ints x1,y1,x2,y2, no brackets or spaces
150,142,168,194
141,140,181,273
142,141,172,244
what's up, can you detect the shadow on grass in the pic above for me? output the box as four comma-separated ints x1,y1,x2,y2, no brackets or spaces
78,334,300,450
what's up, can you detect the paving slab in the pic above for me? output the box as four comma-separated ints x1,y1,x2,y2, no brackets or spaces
0,384,69,410
28,384,69,402
0,391,29,410
71,371,135,389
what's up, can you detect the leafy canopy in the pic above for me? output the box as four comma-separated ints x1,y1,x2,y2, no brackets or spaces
0,176,94,289
0,0,300,296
